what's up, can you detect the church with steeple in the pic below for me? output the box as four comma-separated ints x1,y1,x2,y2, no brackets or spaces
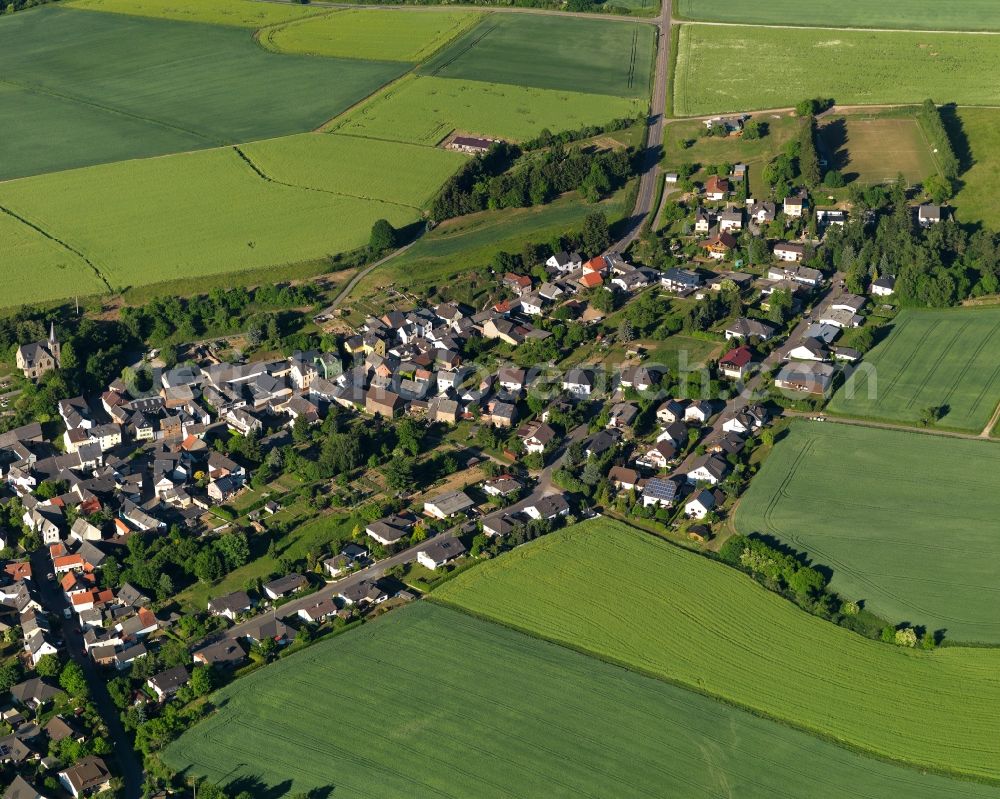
15,322,61,380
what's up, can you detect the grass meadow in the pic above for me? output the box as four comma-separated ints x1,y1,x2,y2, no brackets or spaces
736,421,1000,643
328,75,646,145
950,107,1000,228
419,14,655,97
817,115,938,185
347,186,633,314
0,6,405,179
0,136,463,305
826,307,1000,431
436,519,1000,782
663,112,802,194
673,24,1000,116
262,9,484,62
163,601,1000,798
675,0,1000,30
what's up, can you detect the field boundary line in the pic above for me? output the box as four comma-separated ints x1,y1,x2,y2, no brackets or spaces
230,145,425,211
427,595,1000,786
0,204,112,293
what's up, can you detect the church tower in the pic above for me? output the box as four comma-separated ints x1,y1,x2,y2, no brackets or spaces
48,322,60,367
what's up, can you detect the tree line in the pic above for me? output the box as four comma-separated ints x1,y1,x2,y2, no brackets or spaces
431,141,637,220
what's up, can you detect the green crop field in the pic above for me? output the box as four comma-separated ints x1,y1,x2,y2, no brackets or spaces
163,602,1000,798
0,211,106,307
0,135,462,306
826,307,1000,431
262,9,484,62
241,134,465,208
329,75,646,145
436,519,1000,782
673,24,1000,116
736,421,1000,643
675,0,1000,30
950,107,1000,228
0,6,405,179
817,115,938,184
68,0,324,27
420,14,655,97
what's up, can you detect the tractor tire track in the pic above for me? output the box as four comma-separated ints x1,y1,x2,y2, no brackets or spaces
231,145,423,211
0,204,113,293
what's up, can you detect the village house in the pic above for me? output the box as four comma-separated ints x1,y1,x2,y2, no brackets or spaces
722,405,769,435
639,440,676,470
718,208,743,232
656,399,686,424
918,204,942,227
193,639,248,670
417,535,468,570
523,493,570,521
207,590,252,620
704,175,730,201
483,476,522,499
520,422,556,454
686,454,729,485
148,666,189,701
694,207,712,234
700,230,738,261
546,251,583,272
643,477,679,508
871,275,896,296
58,757,112,798
725,317,776,342
685,489,720,520
608,466,639,491
562,368,595,397
773,242,806,263
263,573,308,601
719,345,754,380
775,361,836,395
661,267,702,293
783,189,808,218
423,490,474,520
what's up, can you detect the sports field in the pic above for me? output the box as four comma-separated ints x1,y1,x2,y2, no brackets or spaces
0,6,405,179
736,421,1000,643
673,24,1000,116
817,115,938,184
419,14,655,97
675,0,1000,30
68,0,324,26
436,519,1000,781
262,9,484,62
163,602,1000,798
826,307,1000,431
329,75,645,145
0,135,462,305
